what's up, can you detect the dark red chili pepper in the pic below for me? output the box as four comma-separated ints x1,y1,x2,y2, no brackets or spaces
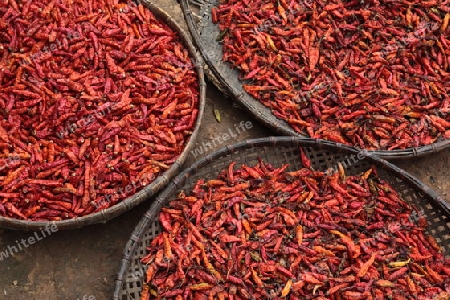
0,0,199,220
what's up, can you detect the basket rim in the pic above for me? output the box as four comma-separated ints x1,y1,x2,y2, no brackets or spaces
0,1,206,231
179,0,450,160
113,136,450,299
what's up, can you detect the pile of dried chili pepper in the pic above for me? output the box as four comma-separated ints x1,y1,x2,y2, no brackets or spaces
0,0,199,220
212,0,450,150
141,154,450,299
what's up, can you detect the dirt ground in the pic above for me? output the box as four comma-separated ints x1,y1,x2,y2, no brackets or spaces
0,1,449,299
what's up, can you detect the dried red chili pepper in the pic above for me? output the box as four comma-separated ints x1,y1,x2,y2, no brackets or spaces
0,0,199,220
141,155,450,299
213,0,450,150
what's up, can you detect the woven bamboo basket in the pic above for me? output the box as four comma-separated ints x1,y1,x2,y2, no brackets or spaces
113,137,450,299
179,0,450,160
0,1,206,231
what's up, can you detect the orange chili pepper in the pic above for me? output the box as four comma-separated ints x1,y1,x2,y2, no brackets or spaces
441,13,450,32
357,252,377,277
281,279,292,297
296,225,303,247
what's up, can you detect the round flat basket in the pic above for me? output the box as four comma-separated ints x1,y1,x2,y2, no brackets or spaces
179,0,450,159
0,1,205,230
113,137,450,300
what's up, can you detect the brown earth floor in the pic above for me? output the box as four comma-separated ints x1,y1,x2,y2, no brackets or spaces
0,1,449,299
